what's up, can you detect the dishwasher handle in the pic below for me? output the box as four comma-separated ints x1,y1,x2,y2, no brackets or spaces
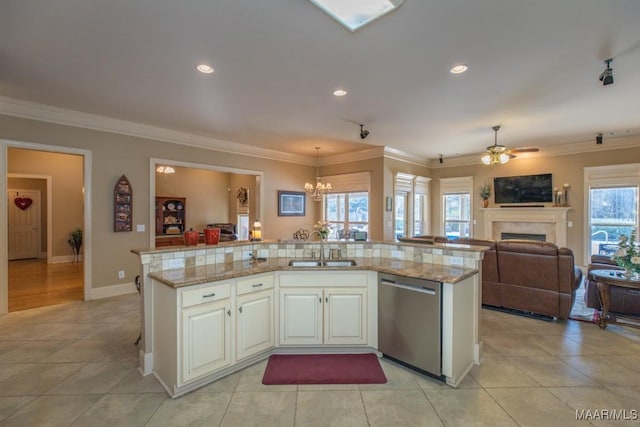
379,279,438,295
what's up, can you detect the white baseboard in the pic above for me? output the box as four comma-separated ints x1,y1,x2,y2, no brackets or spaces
90,282,138,300
50,255,80,264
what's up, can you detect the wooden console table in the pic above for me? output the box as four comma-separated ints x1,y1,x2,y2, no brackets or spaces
590,269,640,329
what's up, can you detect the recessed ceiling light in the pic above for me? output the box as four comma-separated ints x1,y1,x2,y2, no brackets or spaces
196,64,215,74
333,89,347,97
449,64,468,74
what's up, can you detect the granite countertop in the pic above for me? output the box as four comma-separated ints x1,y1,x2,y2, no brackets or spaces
149,257,478,288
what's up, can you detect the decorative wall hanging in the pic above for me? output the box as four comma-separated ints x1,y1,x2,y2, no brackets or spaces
14,196,33,210
114,175,133,232
237,187,249,214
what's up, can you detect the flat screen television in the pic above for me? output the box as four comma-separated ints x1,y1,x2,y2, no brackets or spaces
493,173,553,204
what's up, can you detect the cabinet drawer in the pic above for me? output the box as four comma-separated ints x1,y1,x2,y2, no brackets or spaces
237,273,275,296
279,272,368,287
182,282,231,308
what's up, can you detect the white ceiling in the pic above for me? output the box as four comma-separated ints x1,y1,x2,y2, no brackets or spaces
1,0,639,160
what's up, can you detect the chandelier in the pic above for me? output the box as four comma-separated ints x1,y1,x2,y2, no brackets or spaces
156,165,175,174
304,147,332,202
481,125,510,165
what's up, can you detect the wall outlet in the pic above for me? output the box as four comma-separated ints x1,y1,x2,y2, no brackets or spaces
136,224,145,232
118,270,125,279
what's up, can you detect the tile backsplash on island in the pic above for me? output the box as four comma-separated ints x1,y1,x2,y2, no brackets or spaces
135,240,485,273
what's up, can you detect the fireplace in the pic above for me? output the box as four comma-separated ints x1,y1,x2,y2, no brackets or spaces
481,207,571,247
501,232,546,241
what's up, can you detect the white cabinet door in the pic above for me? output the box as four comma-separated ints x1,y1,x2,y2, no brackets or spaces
324,288,367,345
280,288,323,345
236,289,275,360
181,299,231,383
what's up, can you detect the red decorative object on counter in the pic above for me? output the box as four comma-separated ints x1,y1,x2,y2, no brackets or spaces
184,228,199,246
204,227,220,245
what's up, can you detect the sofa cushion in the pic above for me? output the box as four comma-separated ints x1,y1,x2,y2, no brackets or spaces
497,240,561,292
208,223,236,235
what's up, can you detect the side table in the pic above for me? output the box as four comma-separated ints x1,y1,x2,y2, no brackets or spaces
589,269,640,329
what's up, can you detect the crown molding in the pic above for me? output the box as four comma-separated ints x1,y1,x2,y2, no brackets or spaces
0,96,314,166
318,145,429,167
428,135,640,169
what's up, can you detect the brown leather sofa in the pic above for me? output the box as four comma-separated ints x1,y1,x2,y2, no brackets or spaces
403,236,582,319
585,255,640,316
206,223,238,242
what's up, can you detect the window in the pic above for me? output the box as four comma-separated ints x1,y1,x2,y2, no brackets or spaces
326,192,369,239
395,191,408,240
589,187,637,256
322,172,371,240
585,164,640,261
393,173,430,240
439,177,473,240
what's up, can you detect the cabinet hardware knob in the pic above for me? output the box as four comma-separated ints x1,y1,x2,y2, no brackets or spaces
227,310,231,316
325,297,328,303
252,283,263,288
319,297,322,303
239,306,243,313
203,293,216,298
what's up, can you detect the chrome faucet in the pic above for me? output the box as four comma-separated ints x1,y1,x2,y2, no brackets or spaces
309,230,325,260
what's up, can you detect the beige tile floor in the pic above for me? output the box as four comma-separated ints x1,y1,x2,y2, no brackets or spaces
1,293,640,426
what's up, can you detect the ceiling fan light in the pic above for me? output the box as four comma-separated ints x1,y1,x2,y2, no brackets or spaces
499,153,510,164
481,154,492,165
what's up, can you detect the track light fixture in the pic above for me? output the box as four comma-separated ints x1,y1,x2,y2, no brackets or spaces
596,133,603,144
599,59,614,86
360,124,370,139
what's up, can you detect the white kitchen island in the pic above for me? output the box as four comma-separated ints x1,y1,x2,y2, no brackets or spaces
133,240,485,397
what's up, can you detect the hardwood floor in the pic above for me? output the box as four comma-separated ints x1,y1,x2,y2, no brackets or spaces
8,259,84,312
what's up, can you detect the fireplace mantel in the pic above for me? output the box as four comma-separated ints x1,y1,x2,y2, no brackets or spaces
480,207,572,247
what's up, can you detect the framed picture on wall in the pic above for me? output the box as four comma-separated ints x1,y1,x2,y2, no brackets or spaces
278,191,306,216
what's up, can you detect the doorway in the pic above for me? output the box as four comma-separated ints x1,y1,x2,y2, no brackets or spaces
1,141,91,314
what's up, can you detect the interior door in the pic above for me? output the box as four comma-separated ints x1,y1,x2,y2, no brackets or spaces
8,189,41,260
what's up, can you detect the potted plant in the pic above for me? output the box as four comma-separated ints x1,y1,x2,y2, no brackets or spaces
612,229,640,278
67,228,83,262
480,184,491,208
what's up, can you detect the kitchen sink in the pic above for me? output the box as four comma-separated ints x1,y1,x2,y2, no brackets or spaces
322,260,357,267
288,260,323,267
287,259,357,268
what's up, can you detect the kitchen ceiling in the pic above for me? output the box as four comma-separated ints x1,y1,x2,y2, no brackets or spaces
1,1,639,161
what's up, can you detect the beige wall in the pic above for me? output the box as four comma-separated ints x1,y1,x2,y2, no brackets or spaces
3,112,640,292
1,115,316,290
8,149,83,258
430,140,640,267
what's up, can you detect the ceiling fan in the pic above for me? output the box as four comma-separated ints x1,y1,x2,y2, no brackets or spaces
481,125,539,165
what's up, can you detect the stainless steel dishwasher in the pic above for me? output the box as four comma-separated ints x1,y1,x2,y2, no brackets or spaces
378,273,443,379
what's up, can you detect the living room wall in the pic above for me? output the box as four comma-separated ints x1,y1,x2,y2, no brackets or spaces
429,138,640,267
0,115,317,295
